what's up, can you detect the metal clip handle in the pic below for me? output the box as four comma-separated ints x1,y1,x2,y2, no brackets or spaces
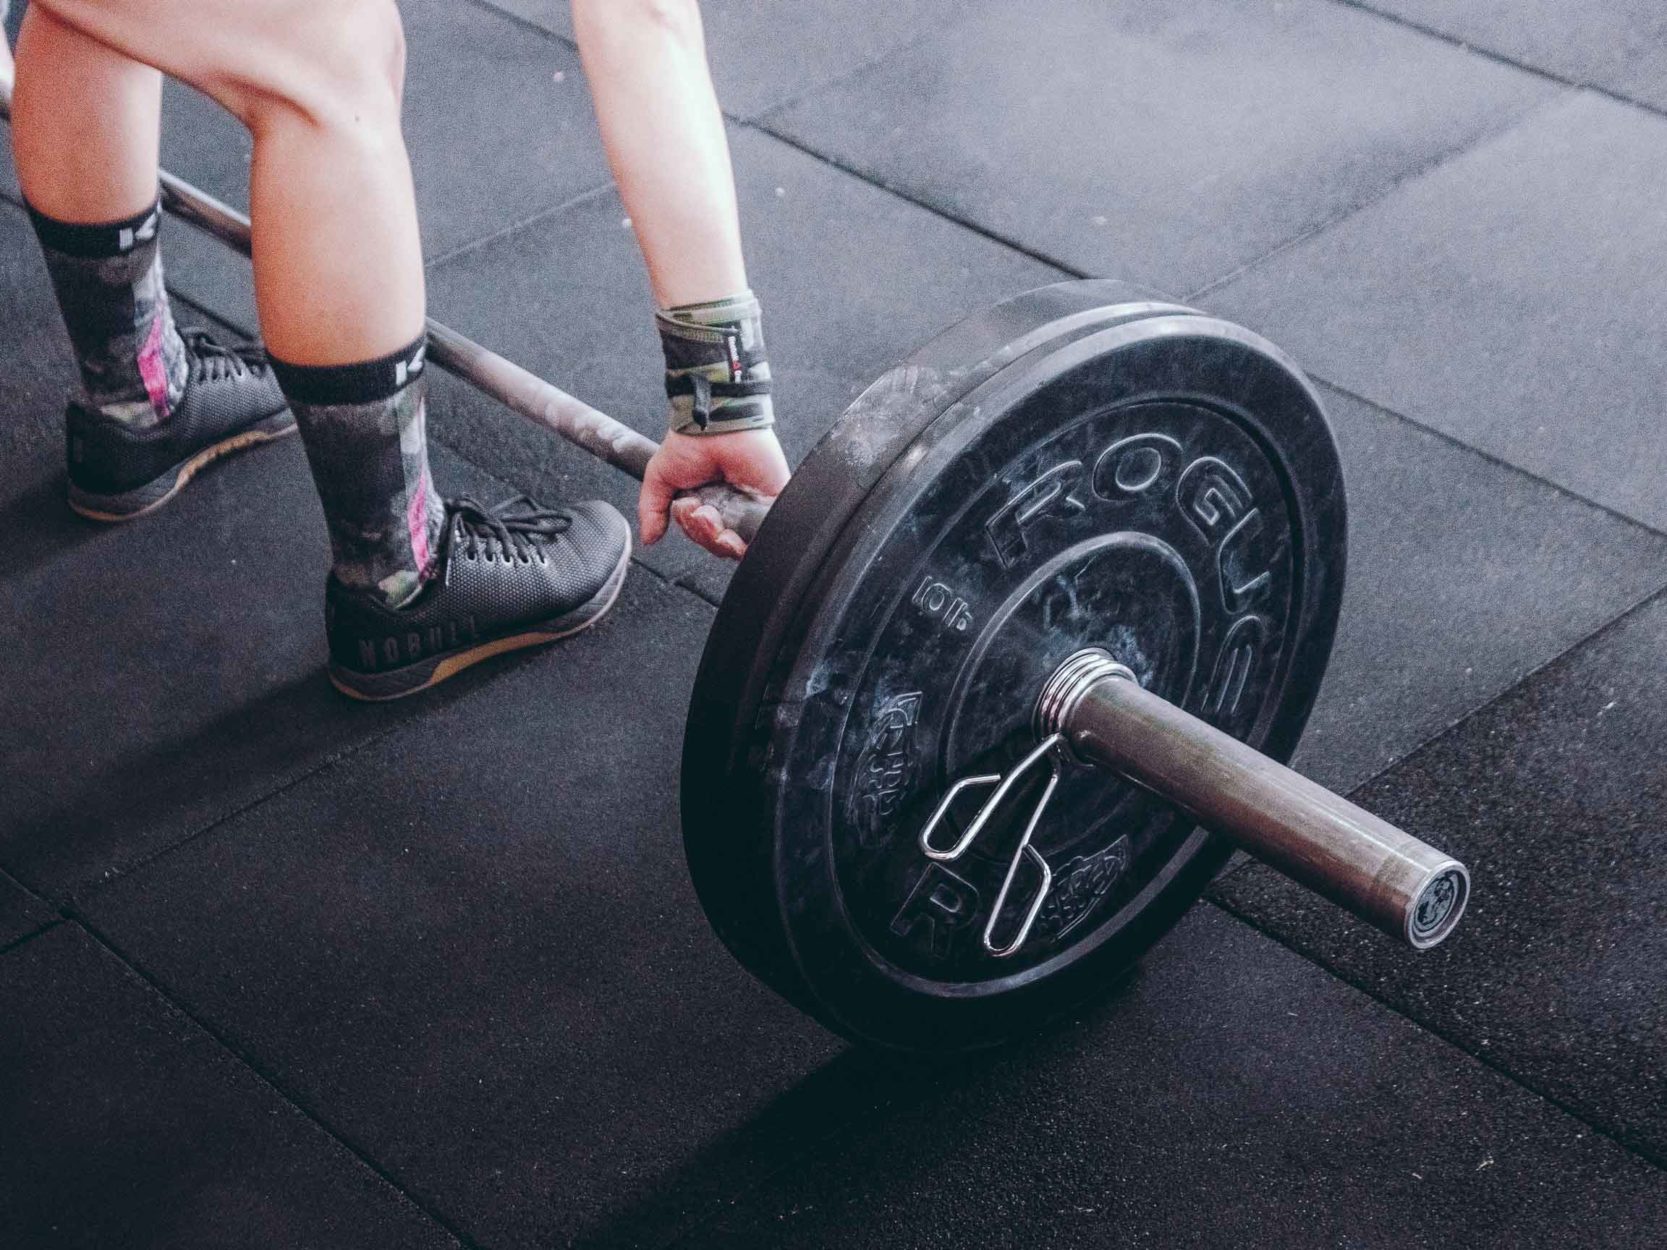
918,735,1066,957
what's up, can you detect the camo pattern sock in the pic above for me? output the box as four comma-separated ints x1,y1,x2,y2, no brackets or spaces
656,290,774,435
269,336,446,610
28,199,189,428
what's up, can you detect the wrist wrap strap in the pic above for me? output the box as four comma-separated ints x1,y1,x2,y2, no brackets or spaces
657,290,775,435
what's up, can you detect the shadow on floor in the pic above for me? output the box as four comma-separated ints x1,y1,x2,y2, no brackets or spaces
0,474,105,582
5,652,526,904
571,967,1145,1250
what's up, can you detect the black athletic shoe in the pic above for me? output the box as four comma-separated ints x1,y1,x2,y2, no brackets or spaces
66,329,294,520
325,494,632,700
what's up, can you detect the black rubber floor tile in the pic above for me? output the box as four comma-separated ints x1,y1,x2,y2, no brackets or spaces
1213,592,1667,1166
0,924,457,1249
479,0,1001,121
78,573,870,1250
1293,386,1667,792
1361,0,1667,113
762,0,1556,294
0,866,52,949
398,0,610,261
0,200,87,579
676,905,1667,1250
0,438,511,901
425,123,1065,591
1210,91,1667,533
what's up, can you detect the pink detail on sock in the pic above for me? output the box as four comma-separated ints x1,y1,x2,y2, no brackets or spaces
137,313,173,418
409,468,436,580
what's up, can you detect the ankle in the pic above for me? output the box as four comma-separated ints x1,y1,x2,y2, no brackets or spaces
276,337,445,610
28,198,189,428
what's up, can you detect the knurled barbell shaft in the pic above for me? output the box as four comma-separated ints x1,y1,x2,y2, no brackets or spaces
1038,651,1469,949
0,72,772,544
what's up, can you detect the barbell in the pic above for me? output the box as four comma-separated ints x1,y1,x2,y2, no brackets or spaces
0,81,1470,1050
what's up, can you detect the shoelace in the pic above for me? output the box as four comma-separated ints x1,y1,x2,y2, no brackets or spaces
451,495,572,564
184,329,268,384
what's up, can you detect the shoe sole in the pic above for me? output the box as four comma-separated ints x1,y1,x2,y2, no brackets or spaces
328,537,634,702
68,411,298,522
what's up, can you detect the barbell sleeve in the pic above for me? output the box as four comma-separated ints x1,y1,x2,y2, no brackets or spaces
1037,650,1470,949
0,73,772,545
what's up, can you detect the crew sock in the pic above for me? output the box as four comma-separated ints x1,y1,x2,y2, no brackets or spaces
270,335,446,610
28,198,189,428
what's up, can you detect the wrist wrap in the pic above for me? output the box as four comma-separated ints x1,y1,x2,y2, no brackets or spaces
657,290,775,435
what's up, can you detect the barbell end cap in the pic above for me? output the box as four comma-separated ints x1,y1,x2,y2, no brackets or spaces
1404,860,1470,950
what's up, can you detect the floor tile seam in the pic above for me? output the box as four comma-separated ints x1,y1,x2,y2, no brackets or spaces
422,180,619,274
669,570,723,609
743,11,999,127
1184,84,1580,303
742,118,1088,280
1313,377,1667,542
0,860,59,944
0,918,61,958
64,914,480,1249
1211,577,1667,893
0,859,51,908
465,0,578,54
64,718,419,908
170,286,253,337
1348,576,1667,785
1325,0,1667,126
1201,894,1667,1172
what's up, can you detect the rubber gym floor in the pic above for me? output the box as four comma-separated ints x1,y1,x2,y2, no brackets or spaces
3,2,1666,1247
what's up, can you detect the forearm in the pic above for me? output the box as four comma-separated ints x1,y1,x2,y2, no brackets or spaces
571,0,747,307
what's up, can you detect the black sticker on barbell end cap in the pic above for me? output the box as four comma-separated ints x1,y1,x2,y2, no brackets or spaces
1411,868,1468,943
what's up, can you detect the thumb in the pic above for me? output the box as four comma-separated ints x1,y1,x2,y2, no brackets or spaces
638,462,675,546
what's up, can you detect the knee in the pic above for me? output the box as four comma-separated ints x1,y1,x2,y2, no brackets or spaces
230,0,407,137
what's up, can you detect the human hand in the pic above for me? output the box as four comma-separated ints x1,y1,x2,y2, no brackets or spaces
638,428,790,559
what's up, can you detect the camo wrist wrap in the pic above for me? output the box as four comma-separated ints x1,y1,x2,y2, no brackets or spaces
657,291,775,436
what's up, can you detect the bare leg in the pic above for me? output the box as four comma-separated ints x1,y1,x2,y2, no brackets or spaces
24,0,424,366
12,7,161,224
